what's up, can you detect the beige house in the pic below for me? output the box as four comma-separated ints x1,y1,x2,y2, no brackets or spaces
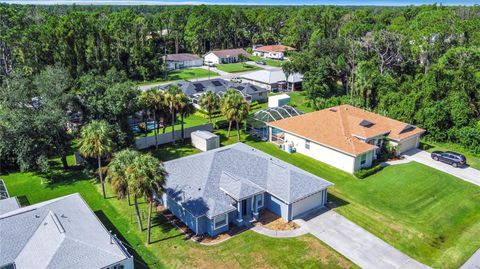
267,105,425,173
253,44,295,60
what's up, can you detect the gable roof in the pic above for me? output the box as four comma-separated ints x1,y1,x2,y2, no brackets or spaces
254,45,296,52
241,69,303,84
268,105,425,156
163,143,332,218
0,193,131,269
207,48,248,58
165,53,202,62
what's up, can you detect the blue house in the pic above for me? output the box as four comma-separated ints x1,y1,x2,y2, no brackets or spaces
158,143,333,237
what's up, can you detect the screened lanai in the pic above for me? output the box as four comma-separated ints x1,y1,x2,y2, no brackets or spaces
246,105,302,140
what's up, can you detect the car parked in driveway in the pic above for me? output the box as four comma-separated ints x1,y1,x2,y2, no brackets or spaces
256,60,266,65
431,151,467,168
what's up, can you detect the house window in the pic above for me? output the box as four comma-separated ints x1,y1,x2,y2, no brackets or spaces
305,140,310,150
213,214,228,230
360,154,367,165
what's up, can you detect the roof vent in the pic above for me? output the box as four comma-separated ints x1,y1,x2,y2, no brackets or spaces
359,119,375,127
35,214,40,218
329,108,337,112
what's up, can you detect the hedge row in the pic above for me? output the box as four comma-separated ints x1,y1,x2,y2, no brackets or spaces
353,164,384,179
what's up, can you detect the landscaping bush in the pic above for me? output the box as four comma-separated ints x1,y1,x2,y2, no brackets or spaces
354,164,384,179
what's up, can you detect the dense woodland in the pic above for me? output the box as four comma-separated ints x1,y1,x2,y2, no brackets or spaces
0,4,479,171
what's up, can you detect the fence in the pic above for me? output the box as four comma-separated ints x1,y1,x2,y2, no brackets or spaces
134,123,214,150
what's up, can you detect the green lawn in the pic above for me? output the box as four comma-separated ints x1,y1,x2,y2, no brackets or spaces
421,140,480,170
216,63,261,73
239,138,480,269
137,68,218,86
1,144,356,269
249,55,285,67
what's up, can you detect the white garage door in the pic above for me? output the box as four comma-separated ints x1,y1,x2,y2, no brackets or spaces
291,191,325,219
399,135,419,154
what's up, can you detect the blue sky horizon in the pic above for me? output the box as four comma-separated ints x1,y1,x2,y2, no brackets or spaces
2,0,479,5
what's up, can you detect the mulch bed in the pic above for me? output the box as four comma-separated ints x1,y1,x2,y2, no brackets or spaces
254,209,299,230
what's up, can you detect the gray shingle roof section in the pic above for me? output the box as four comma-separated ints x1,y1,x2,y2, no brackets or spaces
0,193,131,269
169,78,268,98
0,197,20,215
163,143,332,218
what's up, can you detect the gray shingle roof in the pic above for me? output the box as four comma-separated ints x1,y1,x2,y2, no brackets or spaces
163,143,332,218
0,197,20,215
165,53,202,62
169,78,267,98
0,193,131,269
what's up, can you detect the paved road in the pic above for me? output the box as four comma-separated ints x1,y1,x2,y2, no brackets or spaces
403,149,480,186
461,249,480,269
301,210,431,269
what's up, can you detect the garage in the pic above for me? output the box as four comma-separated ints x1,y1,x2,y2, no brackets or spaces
290,189,327,219
397,135,420,154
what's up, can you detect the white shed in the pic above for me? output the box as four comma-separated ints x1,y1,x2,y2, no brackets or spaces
191,131,220,151
268,94,290,108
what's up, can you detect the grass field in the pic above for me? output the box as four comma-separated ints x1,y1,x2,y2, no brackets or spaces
249,55,285,67
216,63,261,73
1,143,356,269
137,68,218,86
422,140,480,170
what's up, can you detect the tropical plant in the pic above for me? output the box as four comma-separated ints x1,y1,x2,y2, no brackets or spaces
78,120,113,199
164,85,184,144
178,94,195,140
107,148,140,205
139,88,167,148
127,154,168,243
199,90,221,123
221,88,250,141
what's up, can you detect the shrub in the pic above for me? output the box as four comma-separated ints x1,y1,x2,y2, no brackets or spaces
354,164,383,179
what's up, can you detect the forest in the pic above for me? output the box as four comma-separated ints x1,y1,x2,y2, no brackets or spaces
0,3,479,170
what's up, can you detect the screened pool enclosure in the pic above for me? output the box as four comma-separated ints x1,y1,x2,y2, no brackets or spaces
246,105,302,140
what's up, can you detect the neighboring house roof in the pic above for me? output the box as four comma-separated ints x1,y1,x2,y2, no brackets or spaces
165,53,202,62
206,48,248,59
163,143,332,219
0,193,131,269
168,78,267,98
241,69,303,84
0,197,20,215
254,45,296,52
268,105,425,156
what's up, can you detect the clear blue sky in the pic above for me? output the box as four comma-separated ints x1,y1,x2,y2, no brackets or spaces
2,0,478,5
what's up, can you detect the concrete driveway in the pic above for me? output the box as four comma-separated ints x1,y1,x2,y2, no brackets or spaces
299,210,430,269
403,149,480,186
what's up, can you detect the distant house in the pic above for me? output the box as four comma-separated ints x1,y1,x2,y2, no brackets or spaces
253,45,295,60
204,48,249,64
166,78,268,106
164,53,203,70
157,143,332,237
267,105,425,173
0,193,133,269
241,69,303,91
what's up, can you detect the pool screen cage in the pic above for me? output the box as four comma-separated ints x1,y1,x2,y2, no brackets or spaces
246,105,303,140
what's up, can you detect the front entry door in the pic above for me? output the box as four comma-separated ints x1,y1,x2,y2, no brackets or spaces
242,199,247,216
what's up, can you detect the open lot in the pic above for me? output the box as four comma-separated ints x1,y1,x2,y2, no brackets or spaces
1,142,356,269
137,68,218,87
215,63,262,73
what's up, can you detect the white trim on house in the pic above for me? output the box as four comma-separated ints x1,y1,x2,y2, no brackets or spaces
213,213,228,230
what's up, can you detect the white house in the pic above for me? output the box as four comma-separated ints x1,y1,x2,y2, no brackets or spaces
164,53,203,70
241,69,303,92
253,44,295,60
267,105,425,173
204,48,249,65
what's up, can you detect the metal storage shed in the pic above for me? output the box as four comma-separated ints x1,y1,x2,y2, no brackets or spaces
191,131,220,151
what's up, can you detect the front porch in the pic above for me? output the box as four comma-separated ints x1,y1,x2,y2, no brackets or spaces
233,193,264,227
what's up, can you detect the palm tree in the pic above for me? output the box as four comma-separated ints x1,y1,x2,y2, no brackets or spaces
199,90,220,123
107,149,140,206
221,89,250,141
127,154,167,244
139,89,167,149
178,94,195,140
164,85,184,144
78,120,113,199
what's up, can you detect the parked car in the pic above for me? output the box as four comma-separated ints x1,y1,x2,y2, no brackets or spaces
256,60,266,65
431,151,466,168
205,61,216,67
231,77,242,83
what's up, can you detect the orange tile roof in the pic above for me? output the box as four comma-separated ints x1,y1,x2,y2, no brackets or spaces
267,105,425,156
255,45,296,52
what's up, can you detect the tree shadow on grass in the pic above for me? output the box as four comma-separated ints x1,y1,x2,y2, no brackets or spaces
95,210,157,269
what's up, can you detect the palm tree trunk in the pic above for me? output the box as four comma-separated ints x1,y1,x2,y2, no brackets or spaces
153,113,158,149
236,121,241,141
208,109,212,123
171,109,176,145
147,199,153,244
227,121,232,138
98,156,106,199
134,195,143,231
127,191,131,206
181,113,185,141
